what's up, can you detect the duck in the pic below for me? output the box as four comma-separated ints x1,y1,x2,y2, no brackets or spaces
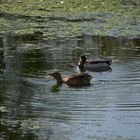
78,55,112,72
48,71,92,87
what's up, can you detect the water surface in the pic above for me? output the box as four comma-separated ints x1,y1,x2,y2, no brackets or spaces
0,34,140,140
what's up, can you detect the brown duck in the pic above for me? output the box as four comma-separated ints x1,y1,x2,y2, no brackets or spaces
48,71,92,87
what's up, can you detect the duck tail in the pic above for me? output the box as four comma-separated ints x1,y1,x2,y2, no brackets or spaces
106,59,112,65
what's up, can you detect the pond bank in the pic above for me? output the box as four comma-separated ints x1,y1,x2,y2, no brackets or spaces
0,0,140,39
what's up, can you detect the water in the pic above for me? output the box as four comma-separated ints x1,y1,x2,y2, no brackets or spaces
0,34,140,140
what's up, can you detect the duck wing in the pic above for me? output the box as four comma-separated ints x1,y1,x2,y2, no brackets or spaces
63,73,92,87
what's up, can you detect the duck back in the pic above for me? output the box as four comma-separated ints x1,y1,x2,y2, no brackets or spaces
63,73,92,87
84,63,111,72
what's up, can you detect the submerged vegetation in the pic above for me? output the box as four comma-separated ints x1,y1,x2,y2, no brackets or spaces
0,0,140,38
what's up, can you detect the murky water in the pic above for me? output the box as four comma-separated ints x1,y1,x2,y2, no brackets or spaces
0,34,140,140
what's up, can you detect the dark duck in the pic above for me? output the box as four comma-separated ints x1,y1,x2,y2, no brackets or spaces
78,55,112,72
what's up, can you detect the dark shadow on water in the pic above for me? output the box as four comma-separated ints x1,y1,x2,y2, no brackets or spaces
50,83,61,92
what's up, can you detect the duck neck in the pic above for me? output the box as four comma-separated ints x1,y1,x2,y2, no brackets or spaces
78,62,86,72
79,63,84,69
55,76,63,85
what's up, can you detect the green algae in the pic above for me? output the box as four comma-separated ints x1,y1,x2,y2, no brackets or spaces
0,0,140,38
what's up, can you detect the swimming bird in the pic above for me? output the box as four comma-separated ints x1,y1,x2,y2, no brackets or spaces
48,71,92,87
78,55,112,72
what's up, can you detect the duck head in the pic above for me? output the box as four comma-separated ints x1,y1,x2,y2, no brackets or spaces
78,55,87,72
80,55,87,63
48,71,63,85
78,55,87,65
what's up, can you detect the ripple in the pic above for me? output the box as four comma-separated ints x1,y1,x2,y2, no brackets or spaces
1,35,140,140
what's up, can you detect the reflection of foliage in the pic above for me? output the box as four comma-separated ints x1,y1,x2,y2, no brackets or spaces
0,119,38,140
21,48,51,75
0,0,140,38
